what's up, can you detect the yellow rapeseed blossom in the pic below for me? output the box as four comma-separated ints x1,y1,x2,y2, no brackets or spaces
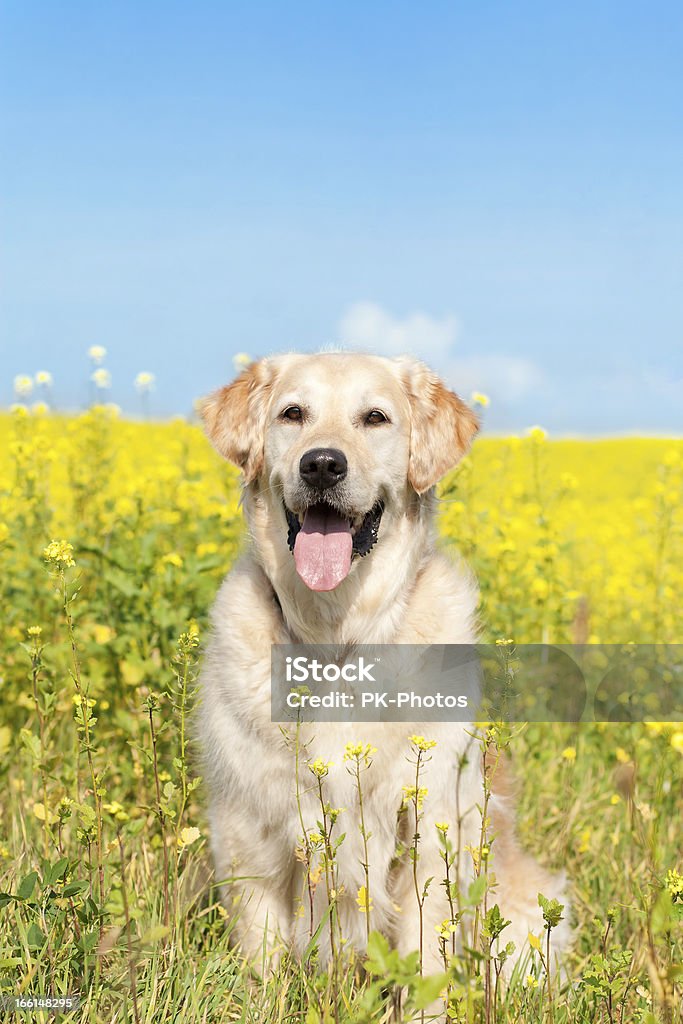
666,869,683,902
308,758,332,779
356,886,373,913
44,539,76,568
402,785,428,810
344,742,377,765
410,735,437,752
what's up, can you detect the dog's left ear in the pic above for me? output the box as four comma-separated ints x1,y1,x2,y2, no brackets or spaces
396,357,479,495
200,359,273,483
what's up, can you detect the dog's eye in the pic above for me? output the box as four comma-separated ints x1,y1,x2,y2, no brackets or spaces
365,409,388,426
281,405,303,422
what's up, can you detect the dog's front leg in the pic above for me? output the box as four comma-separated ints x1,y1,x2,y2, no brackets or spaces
210,796,294,966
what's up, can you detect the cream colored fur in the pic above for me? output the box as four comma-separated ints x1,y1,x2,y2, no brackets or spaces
197,352,570,994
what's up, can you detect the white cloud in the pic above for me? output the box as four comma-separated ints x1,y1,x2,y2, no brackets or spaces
337,301,459,360
336,301,543,403
444,354,545,403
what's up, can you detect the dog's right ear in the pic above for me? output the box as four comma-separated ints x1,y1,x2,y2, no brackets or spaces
200,359,273,483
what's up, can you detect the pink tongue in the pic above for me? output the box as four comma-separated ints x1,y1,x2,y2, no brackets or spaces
293,505,353,591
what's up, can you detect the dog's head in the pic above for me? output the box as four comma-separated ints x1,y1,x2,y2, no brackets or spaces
202,353,477,592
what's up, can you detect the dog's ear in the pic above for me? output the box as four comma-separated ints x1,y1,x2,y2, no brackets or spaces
200,360,273,483
396,357,479,494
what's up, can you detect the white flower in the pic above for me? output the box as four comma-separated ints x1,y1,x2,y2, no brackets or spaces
35,371,53,387
233,352,252,372
134,371,155,392
88,345,107,364
14,375,34,397
91,368,112,389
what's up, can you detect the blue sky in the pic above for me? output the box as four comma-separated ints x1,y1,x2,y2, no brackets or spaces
1,1,682,433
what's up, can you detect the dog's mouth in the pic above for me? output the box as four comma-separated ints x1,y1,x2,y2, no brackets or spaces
284,499,384,592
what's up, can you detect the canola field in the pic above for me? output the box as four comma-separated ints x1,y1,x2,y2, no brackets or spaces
0,406,681,1023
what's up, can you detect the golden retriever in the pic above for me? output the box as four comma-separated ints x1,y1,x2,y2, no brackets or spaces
197,352,569,993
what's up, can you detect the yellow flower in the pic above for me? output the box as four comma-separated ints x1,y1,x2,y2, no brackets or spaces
578,827,591,854
93,624,116,644
527,425,548,442
178,826,201,848
470,391,490,408
615,747,630,763
88,344,107,363
91,368,112,389
27,625,42,638
308,758,332,779
356,885,373,913
562,747,577,762
435,821,450,834
344,741,377,764
196,541,219,557
103,801,129,822
158,552,183,570
33,802,57,824
134,372,155,392
35,370,53,386
524,974,539,989
666,868,683,902
410,735,437,752
402,785,428,809
670,732,683,754
233,352,253,372
530,578,550,600
44,539,76,568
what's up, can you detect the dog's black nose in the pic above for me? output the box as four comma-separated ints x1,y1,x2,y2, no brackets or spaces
299,448,348,490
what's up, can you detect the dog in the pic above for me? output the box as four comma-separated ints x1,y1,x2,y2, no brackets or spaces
197,352,570,992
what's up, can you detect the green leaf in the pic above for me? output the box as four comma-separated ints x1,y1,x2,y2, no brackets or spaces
483,903,511,940
26,923,46,949
465,873,487,907
63,880,90,898
45,857,69,886
17,870,39,901
19,728,41,761
139,925,170,945
366,930,392,975
410,972,449,1009
651,889,675,935
538,892,564,929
